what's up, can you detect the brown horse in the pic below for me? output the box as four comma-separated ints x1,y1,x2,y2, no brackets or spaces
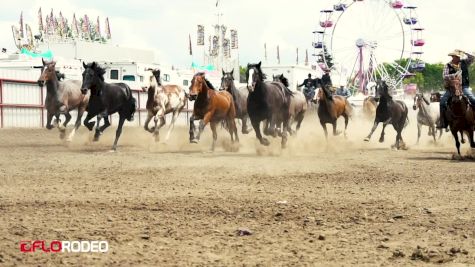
362,96,377,121
445,77,475,157
315,85,352,139
142,69,187,142
189,72,238,151
38,59,89,141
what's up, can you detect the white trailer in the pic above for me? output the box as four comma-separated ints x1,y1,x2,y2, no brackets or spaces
261,64,321,91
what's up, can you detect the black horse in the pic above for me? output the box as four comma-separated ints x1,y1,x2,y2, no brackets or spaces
220,69,252,134
364,80,409,150
445,78,475,157
246,62,293,148
81,62,136,151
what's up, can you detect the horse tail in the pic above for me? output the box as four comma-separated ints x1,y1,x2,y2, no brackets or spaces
403,102,410,128
123,84,137,121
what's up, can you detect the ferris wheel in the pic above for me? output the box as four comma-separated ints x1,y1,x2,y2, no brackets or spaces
312,0,425,94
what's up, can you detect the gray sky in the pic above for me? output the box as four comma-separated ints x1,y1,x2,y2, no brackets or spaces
0,0,474,68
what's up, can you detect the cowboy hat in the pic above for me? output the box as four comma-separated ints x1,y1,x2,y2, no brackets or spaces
448,49,463,57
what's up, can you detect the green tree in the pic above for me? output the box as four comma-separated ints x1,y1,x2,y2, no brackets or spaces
239,66,247,83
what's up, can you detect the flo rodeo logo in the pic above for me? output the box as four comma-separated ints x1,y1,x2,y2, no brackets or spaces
20,240,109,253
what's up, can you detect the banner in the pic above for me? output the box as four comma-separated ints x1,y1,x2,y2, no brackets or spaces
230,29,238,49
105,17,111,39
223,38,230,58
38,8,43,32
211,36,219,56
197,25,204,46
72,14,79,37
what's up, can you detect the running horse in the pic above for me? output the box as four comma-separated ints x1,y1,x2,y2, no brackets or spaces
444,75,475,157
37,59,89,141
220,69,252,134
413,93,442,144
314,82,352,139
81,62,137,151
362,96,377,121
273,74,307,134
364,80,409,149
189,72,239,151
142,68,187,142
246,62,293,148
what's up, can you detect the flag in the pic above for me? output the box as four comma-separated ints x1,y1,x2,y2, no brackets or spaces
38,8,43,32
83,14,90,38
45,15,49,34
188,34,193,56
216,0,219,7
296,48,299,65
59,12,65,36
19,12,24,38
230,29,238,49
96,16,101,38
277,45,280,64
72,14,79,37
105,17,111,39
264,43,267,61
305,49,309,66
197,25,204,45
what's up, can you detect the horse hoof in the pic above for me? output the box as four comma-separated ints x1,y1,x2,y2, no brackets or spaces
261,138,270,146
379,138,384,143
364,137,370,142
190,139,199,144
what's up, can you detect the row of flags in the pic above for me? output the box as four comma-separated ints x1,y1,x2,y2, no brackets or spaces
35,8,111,40
190,24,238,57
264,43,309,66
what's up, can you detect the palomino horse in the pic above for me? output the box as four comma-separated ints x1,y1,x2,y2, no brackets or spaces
246,62,293,148
413,93,442,144
314,84,352,139
189,72,239,151
362,96,377,121
81,62,137,151
364,80,409,150
142,68,187,142
444,76,475,156
220,69,252,134
38,59,89,141
273,74,307,134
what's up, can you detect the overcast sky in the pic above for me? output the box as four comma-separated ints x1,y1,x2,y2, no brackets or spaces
0,0,473,68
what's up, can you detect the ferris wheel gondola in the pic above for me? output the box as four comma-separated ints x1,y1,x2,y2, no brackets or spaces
312,0,425,95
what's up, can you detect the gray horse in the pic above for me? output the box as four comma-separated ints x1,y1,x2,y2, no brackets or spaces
413,93,442,144
273,74,307,135
38,59,89,141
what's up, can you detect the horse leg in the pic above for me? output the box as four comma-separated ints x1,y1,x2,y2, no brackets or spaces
451,129,461,157
143,111,154,133
468,129,475,148
197,120,206,141
153,115,166,142
343,114,349,138
416,122,421,145
379,120,390,143
242,115,251,134
189,115,198,143
251,119,269,146
296,112,304,133
111,116,126,151
94,112,111,141
209,121,218,151
83,113,96,131
430,124,437,143
67,107,85,142
164,110,180,141
460,131,466,144
45,111,54,130
364,121,379,141
332,121,339,136
59,112,71,139
321,122,328,140
281,118,289,149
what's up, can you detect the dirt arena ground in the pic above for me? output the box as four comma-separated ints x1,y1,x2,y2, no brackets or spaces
1,108,475,266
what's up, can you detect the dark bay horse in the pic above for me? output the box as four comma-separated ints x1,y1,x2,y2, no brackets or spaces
364,80,409,150
314,84,352,139
273,74,307,134
38,59,89,141
413,93,442,144
142,68,187,142
220,69,251,134
81,62,137,151
246,62,293,148
444,77,475,156
189,72,238,151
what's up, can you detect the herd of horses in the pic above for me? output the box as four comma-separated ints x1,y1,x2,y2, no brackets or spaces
37,60,475,157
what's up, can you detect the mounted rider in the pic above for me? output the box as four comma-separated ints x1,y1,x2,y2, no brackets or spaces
321,68,333,93
438,49,475,129
298,73,318,101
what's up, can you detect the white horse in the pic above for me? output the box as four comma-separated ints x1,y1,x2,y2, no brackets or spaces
141,69,187,142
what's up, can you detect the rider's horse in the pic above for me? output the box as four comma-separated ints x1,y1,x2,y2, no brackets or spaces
445,76,475,156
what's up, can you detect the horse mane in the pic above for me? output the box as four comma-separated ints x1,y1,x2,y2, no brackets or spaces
205,78,215,90
86,62,106,81
321,85,333,101
151,69,162,86
55,71,65,81
279,74,289,87
247,63,267,81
